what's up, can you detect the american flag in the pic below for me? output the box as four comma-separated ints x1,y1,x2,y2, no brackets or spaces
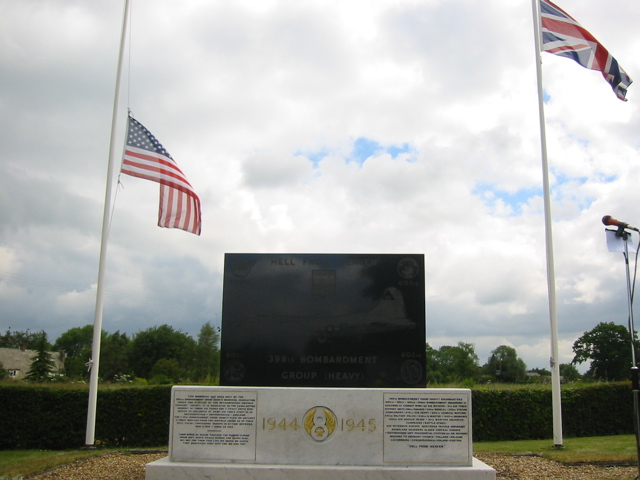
121,115,202,235
540,0,632,101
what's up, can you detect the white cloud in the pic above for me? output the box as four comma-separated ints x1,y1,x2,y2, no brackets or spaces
0,0,638,375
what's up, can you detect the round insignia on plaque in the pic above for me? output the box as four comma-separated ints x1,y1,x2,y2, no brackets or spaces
397,257,419,279
401,359,423,384
223,360,246,383
231,259,256,278
303,406,337,442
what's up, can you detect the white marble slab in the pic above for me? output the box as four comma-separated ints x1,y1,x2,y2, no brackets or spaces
169,386,473,466
146,457,496,480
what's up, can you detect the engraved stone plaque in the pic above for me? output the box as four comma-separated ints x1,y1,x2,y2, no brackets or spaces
171,389,258,462
169,386,472,466
220,253,426,388
382,392,471,464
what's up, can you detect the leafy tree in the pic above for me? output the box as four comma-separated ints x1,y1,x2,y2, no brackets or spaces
192,322,220,382
0,361,7,380
0,328,47,350
572,322,635,381
128,324,196,380
424,342,479,384
25,332,55,382
482,345,527,383
559,363,581,382
99,331,130,381
150,358,182,383
53,325,94,357
53,325,94,378
435,342,480,383
425,344,444,384
53,326,131,380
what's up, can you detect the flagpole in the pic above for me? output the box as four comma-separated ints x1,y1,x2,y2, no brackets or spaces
85,0,131,447
531,0,563,448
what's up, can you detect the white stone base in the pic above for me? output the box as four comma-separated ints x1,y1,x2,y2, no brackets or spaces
145,457,496,480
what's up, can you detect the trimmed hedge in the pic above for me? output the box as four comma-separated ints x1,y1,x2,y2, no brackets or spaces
0,383,635,449
0,386,88,449
560,383,634,438
472,383,634,441
95,386,172,447
0,385,171,449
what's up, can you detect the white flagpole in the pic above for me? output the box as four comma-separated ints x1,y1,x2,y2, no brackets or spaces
85,0,131,447
531,0,563,448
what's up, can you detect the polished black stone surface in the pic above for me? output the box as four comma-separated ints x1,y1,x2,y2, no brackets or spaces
220,254,426,388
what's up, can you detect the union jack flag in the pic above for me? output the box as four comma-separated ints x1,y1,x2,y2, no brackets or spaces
540,0,632,101
121,115,202,235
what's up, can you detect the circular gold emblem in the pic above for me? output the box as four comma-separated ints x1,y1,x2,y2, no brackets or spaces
303,406,337,442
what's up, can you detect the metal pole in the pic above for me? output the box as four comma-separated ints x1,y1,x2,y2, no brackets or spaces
623,235,637,366
531,0,563,448
622,233,640,478
85,0,131,447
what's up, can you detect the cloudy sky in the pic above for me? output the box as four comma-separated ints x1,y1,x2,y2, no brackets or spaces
1,0,639,373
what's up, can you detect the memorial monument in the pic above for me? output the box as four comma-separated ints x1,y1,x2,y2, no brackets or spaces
146,253,496,479
220,254,427,388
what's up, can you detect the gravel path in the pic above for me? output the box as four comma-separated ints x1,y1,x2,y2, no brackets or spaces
477,453,636,479
28,451,638,479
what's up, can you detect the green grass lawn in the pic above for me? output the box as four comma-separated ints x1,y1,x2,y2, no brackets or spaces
0,448,127,479
475,435,638,464
0,436,637,478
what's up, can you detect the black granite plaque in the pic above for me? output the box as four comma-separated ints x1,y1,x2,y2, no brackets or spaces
220,254,426,388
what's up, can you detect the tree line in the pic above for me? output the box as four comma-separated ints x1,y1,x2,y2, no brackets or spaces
426,342,580,384
426,321,638,384
0,323,220,384
1,321,636,384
